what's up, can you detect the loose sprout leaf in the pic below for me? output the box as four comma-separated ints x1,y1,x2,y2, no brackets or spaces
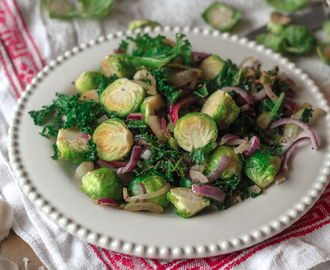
299,107,314,123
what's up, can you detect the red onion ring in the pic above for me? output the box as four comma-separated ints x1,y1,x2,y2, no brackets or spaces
93,198,121,207
282,137,311,171
192,52,210,63
222,86,254,105
269,118,318,150
148,116,164,140
219,134,241,145
161,118,171,137
188,170,209,184
127,113,144,121
104,161,128,167
170,96,198,125
252,89,267,102
192,184,226,203
79,132,92,140
95,159,118,171
243,136,260,157
283,98,298,115
117,146,142,175
207,155,231,182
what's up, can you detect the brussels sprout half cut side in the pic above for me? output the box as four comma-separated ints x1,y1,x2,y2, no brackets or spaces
140,94,166,126
167,187,210,218
93,118,133,161
174,112,218,152
75,71,100,94
101,54,135,78
100,78,146,118
56,127,91,164
81,168,124,201
201,90,240,130
198,55,225,80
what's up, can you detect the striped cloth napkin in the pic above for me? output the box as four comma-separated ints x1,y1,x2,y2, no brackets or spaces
1,0,330,269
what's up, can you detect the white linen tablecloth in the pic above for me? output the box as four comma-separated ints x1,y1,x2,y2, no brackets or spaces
1,0,330,269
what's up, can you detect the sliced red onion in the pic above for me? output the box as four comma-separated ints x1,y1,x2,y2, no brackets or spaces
282,137,311,171
138,183,146,202
96,159,118,171
206,155,231,182
263,82,278,102
127,113,144,121
252,89,267,102
125,202,163,214
242,136,260,157
283,98,298,115
140,149,152,160
117,146,142,175
222,86,254,105
219,134,241,145
269,118,318,150
191,52,210,63
148,116,164,140
234,139,249,154
190,164,205,173
97,115,109,124
192,184,226,203
161,118,171,137
93,198,121,207
126,183,171,202
224,138,247,146
254,79,261,84
79,132,92,140
240,104,250,112
188,170,209,184
171,69,202,88
170,96,198,125
104,161,128,167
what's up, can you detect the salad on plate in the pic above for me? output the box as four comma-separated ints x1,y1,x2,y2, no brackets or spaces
28,33,323,218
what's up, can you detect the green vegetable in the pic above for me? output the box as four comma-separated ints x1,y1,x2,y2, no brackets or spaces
127,19,160,31
190,141,217,164
267,12,291,35
140,94,166,125
81,168,124,201
201,89,240,129
317,44,330,64
205,145,243,180
101,54,135,79
202,2,242,32
129,175,170,209
100,78,146,118
265,0,308,13
256,33,285,53
178,177,193,189
78,0,114,19
198,55,225,80
174,112,218,152
167,187,210,218
93,118,133,161
75,71,100,94
244,151,281,188
299,107,314,123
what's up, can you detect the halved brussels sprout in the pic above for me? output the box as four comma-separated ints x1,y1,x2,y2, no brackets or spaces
201,90,240,129
93,118,133,161
174,112,218,152
244,151,281,188
56,127,91,164
80,89,99,102
140,94,165,125
81,168,124,201
127,19,160,31
167,187,210,218
100,78,145,118
101,54,135,78
204,145,242,180
179,177,193,189
198,55,225,80
75,71,100,94
128,175,170,209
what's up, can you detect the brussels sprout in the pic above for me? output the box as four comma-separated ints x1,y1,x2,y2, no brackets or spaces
79,0,114,19
267,12,291,35
140,94,165,125
93,118,133,161
56,128,91,164
198,55,225,80
244,151,281,188
174,112,218,152
75,71,100,94
127,19,160,31
128,175,169,209
282,25,317,55
100,78,145,118
317,43,330,65
101,54,135,78
80,90,99,102
167,187,210,218
202,3,242,32
201,90,240,130
204,145,242,180
81,168,124,201
256,33,286,53
179,177,193,189
265,0,308,13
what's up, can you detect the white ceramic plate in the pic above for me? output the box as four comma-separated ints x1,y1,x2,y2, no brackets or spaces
8,26,330,259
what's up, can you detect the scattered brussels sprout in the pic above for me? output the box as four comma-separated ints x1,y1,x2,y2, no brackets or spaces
267,12,291,35
127,19,160,31
101,54,135,78
256,33,285,53
167,187,210,218
56,127,91,164
128,175,170,209
201,90,240,130
179,177,193,189
174,112,218,152
282,25,317,55
81,168,124,201
265,0,308,13
198,55,225,80
93,118,133,161
140,94,165,125
79,0,114,19
75,71,100,94
202,2,242,32
244,151,281,188
80,90,100,102
317,43,330,65
204,145,242,180
100,78,145,118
